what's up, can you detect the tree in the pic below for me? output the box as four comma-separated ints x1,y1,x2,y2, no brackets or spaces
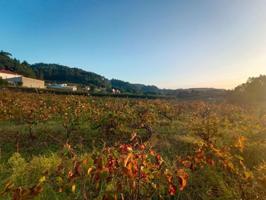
230,75,266,103
0,51,12,58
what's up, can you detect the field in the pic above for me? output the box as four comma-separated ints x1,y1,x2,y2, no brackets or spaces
0,90,266,200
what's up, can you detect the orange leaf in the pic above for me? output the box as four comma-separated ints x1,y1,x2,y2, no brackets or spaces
234,136,246,152
124,153,132,167
177,169,189,191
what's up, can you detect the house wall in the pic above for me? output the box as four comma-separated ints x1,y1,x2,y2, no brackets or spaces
7,76,45,89
21,77,45,88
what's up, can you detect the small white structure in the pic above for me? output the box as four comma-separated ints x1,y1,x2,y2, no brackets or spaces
48,83,77,91
112,88,121,94
85,86,90,91
47,83,66,89
69,85,77,91
0,69,22,79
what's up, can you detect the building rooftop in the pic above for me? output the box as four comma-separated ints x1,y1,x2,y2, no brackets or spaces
0,69,20,75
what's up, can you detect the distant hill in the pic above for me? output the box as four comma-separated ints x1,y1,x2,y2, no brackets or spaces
32,63,110,88
2,50,265,102
160,88,227,100
0,50,228,98
111,79,160,94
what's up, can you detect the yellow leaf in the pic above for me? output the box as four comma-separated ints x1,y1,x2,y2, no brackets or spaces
72,184,76,193
39,176,46,183
87,167,93,175
244,171,253,180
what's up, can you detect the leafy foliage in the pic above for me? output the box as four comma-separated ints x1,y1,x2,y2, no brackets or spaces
0,91,265,199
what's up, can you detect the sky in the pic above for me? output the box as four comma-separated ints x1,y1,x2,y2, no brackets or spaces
1,0,266,89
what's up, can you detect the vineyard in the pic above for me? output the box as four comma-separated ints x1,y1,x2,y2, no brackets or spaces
0,90,266,200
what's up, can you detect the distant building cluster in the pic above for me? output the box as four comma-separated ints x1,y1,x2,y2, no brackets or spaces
0,69,121,94
47,83,77,91
0,69,88,92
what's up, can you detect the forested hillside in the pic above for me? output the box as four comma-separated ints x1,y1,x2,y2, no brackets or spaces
230,75,266,103
111,79,160,94
0,51,35,78
32,63,110,88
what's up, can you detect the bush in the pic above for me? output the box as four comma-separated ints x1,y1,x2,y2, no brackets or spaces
0,77,8,86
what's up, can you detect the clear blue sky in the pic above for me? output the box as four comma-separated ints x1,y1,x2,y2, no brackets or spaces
1,0,266,89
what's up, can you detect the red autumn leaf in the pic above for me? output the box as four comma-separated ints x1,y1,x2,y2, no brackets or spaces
168,184,177,196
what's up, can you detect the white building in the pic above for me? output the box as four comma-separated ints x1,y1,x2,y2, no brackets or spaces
48,83,77,91
67,85,77,91
85,86,90,91
0,69,22,79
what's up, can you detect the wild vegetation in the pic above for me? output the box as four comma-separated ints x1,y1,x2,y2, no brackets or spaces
0,90,265,199
0,78,8,87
